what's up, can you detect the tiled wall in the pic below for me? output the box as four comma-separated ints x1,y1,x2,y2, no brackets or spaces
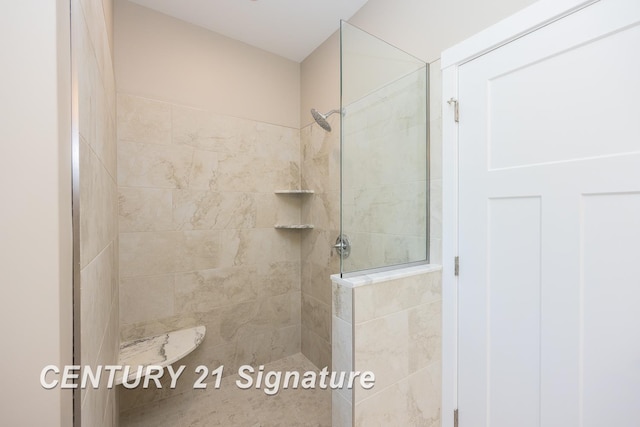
300,115,341,370
117,94,303,411
74,0,119,425
342,68,428,272
332,267,442,426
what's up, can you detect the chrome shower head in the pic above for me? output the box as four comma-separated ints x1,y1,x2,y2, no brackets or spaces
310,108,342,132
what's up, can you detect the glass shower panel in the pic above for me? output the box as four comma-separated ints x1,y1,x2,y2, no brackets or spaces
340,21,428,274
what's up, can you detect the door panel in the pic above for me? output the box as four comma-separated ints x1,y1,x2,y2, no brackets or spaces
487,197,541,427
457,0,640,425
582,192,640,427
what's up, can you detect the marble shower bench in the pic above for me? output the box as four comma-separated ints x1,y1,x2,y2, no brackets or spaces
115,325,206,386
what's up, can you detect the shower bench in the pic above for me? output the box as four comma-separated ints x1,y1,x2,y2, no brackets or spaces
115,325,206,385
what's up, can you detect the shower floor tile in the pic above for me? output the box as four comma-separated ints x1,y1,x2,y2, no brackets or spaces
119,353,332,427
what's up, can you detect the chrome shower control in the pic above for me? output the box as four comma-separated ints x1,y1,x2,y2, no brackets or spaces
333,234,351,259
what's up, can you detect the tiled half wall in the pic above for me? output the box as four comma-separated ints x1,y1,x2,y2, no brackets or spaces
332,265,442,426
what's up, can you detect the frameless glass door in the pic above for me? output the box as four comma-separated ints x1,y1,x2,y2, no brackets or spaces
340,21,429,275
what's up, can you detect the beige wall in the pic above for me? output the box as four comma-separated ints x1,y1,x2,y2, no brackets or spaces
114,0,301,129
300,0,536,127
0,0,73,425
74,0,120,424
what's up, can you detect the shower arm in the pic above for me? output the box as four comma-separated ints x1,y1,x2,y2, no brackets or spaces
324,109,342,118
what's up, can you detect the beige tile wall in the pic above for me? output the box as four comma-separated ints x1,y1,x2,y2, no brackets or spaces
300,115,341,370
117,94,303,411
332,268,442,427
74,0,119,425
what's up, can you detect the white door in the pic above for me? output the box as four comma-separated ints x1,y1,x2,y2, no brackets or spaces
457,0,640,426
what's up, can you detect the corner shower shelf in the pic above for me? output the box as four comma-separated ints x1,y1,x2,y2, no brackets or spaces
274,224,314,229
115,325,206,386
274,190,315,195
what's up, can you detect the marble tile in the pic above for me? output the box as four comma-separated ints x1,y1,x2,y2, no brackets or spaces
218,228,300,267
302,294,331,343
333,390,353,427
187,150,219,190
118,187,173,232
172,104,239,152
174,267,259,313
75,8,97,156
258,261,301,296
81,241,118,366
117,94,171,145
333,281,353,322
301,229,335,268
249,123,300,164
79,139,118,268
76,0,118,424
174,261,299,314
120,230,221,277
101,299,121,383
217,292,301,342
354,363,441,427
353,270,441,323
408,300,442,374
173,190,256,230
176,230,222,272
119,312,203,345
119,274,175,326
119,232,180,277
255,193,301,229
353,310,409,402
309,261,337,306
79,0,108,76
235,324,301,368
300,124,339,194
332,315,353,402
103,389,117,427
216,151,299,193
118,141,217,190
301,260,334,308
301,327,332,371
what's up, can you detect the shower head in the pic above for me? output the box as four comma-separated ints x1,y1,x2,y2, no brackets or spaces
310,108,342,132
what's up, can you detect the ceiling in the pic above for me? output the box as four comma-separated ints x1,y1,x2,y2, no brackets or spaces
129,0,370,62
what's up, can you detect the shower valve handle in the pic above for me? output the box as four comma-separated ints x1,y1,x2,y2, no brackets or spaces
333,235,351,259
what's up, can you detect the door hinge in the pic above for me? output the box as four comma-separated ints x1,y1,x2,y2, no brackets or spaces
454,408,459,427
448,98,459,122
454,256,460,276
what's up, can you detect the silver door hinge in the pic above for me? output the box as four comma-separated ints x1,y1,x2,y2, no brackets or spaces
448,98,459,122
454,409,459,427
454,256,460,276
